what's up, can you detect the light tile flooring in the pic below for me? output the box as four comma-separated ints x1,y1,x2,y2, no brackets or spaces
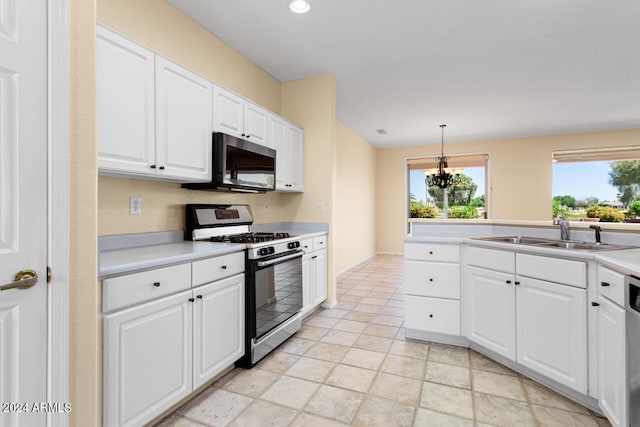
156,254,611,427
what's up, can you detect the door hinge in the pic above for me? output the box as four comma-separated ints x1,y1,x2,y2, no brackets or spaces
47,266,52,283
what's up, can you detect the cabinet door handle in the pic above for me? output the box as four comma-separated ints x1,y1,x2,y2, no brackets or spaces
506,280,512,284
221,265,227,270
150,164,157,169
153,282,161,287
428,251,434,255
241,133,246,137
188,298,195,303
429,314,434,318
159,165,165,170
429,278,434,282
600,281,611,287
514,281,520,285
197,295,203,299
591,301,600,307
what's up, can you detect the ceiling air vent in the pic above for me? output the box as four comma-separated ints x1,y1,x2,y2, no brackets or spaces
375,129,388,135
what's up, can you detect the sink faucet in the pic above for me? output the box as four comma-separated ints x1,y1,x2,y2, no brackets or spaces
590,225,602,244
555,214,570,240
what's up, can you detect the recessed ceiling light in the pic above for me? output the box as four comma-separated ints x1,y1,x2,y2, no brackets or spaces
289,0,311,14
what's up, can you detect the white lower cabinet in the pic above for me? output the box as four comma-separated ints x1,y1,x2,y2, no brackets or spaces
193,274,244,389
103,260,245,427
516,277,587,393
302,235,328,312
464,266,516,359
464,247,588,394
104,291,193,427
404,242,461,340
597,293,627,427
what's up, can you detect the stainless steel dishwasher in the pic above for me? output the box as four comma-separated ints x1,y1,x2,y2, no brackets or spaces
627,275,640,427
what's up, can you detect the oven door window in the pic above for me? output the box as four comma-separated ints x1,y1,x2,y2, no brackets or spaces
254,255,303,339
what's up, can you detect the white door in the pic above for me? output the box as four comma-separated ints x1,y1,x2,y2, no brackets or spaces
193,274,245,388
243,102,268,146
213,86,244,138
313,251,328,306
103,291,193,427
97,25,156,177
516,277,587,394
155,56,212,182
464,266,516,360
0,1,48,426
288,125,304,192
597,295,627,427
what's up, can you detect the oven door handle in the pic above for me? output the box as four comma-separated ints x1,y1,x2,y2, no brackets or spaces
256,251,304,267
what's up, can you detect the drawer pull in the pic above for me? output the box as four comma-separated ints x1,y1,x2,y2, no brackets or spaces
429,314,434,318
506,280,512,284
591,301,600,307
196,295,203,299
153,282,161,287
600,281,611,287
221,265,227,270
188,298,195,303
514,281,520,285
429,251,434,255
429,278,433,282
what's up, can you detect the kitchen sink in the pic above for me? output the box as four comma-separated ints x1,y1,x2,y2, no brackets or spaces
473,236,634,251
536,241,633,251
475,236,552,244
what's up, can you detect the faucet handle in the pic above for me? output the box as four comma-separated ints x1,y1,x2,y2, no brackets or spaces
589,225,602,231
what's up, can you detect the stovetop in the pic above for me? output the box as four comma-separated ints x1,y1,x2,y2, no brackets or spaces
208,232,293,244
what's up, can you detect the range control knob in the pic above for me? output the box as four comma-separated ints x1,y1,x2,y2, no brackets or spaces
287,241,300,249
268,246,275,255
258,248,269,256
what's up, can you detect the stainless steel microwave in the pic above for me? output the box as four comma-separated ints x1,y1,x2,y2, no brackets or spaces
183,132,276,192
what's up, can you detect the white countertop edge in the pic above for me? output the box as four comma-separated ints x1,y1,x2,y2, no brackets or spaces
405,234,640,272
99,243,245,279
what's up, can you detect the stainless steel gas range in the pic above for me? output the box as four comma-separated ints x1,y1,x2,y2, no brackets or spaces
185,204,303,367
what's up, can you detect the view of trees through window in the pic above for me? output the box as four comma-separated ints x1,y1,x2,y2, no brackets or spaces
552,154,640,223
408,154,487,219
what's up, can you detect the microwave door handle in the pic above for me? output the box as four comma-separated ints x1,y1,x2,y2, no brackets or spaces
256,251,303,267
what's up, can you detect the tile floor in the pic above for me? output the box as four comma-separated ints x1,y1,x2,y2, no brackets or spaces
155,254,611,427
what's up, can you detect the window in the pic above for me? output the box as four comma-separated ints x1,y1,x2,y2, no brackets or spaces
407,153,488,220
552,147,640,223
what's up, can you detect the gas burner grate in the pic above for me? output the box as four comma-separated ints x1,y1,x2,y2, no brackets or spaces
210,232,291,244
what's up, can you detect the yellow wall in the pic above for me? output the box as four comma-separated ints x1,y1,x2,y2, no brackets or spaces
281,75,338,304
376,128,640,253
336,121,377,272
70,0,100,425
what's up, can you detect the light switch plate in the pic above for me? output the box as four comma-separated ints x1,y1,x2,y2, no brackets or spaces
315,201,324,213
129,196,142,215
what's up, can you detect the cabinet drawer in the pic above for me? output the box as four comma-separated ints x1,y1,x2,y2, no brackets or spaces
405,242,460,262
192,252,244,287
404,261,460,299
313,235,327,251
102,263,191,312
516,253,586,288
405,295,460,335
301,238,313,253
465,246,515,273
597,265,625,306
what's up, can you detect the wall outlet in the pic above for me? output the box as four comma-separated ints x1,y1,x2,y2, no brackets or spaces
129,196,142,215
264,201,269,212
315,201,324,213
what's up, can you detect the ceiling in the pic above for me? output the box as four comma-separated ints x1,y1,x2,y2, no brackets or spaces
168,0,640,148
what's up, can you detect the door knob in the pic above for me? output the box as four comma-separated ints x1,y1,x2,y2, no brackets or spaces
1,270,39,291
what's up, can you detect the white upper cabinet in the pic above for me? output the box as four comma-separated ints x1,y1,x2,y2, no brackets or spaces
212,86,244,137
97,25,212,182
213,86,269,146
97,25,155,176
270,113,304,192
243,101,269,146
155,56,212,181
